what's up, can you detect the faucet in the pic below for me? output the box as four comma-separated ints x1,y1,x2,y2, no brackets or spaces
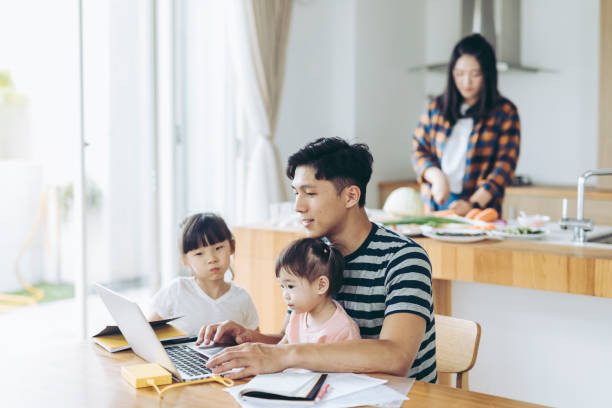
559,168,612,243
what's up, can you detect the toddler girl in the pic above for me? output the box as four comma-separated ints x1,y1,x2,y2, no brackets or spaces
276,238,360,344
149,213,259,336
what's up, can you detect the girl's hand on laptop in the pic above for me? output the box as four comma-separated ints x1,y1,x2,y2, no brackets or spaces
196,320,254,346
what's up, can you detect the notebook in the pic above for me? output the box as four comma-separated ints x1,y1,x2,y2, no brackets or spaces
239,372,327,403
92,317,193,352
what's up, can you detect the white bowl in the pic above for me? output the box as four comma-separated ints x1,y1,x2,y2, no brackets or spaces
517,214,550,228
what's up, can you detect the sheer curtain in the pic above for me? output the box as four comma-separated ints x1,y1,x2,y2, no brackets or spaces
181,1,239,223
180,0,292,225
228,0,293,223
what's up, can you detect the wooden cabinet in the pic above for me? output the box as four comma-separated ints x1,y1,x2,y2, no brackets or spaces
600,0,612,188
502,185,612,225
233,226,304,333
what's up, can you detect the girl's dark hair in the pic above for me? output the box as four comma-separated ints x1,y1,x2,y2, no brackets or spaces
179,213,235,255
440,33,499,126
274,238,344,297
286,137,373,207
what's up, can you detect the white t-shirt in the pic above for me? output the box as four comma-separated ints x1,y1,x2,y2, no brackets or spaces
150,277,259,336
441,104,473,194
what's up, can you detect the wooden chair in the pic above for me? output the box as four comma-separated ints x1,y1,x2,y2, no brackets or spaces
435,314,481,390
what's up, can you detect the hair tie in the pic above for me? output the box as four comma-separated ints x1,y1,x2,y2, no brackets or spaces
323,247,328,254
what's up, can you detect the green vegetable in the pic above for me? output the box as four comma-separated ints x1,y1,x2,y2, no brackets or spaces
383,216,467,228
501,227,543,235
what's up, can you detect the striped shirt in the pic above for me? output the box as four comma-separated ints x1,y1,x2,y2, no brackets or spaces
412,96,520,213
335,222,437,383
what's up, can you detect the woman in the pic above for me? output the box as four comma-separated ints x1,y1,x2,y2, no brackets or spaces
412,33,520,216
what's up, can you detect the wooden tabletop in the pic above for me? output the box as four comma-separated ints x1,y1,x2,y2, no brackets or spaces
2,341,548,407
412,235,612,260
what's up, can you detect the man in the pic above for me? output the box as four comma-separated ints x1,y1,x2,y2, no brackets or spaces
197,137,437,382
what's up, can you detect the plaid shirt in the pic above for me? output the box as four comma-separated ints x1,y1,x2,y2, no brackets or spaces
412,96,520,213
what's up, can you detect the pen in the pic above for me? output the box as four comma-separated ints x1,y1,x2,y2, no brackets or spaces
314,383,330,403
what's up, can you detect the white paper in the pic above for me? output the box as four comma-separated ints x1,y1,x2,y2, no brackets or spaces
320,373,386,401
223,373,411,408
315,384,409,408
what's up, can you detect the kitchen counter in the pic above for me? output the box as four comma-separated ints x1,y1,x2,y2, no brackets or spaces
413,226,612,301
232,222,612,335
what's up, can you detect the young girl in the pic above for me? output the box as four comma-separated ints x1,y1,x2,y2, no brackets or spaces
149,213,259,336
275,238,360,344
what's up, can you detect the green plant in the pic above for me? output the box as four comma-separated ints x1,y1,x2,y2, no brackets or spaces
57,178,103,220
0,70,27,105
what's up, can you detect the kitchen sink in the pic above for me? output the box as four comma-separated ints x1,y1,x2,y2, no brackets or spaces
545,225,612,247
586,233,612,245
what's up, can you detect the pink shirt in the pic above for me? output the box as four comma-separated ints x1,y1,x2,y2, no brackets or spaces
287,300,361,344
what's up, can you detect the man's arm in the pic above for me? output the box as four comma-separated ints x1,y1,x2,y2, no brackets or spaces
206,312,425,379
288,313,425,374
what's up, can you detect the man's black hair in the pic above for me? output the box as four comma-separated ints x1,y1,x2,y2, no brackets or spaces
286,137,373,207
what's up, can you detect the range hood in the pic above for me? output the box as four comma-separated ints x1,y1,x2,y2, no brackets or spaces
423,0,546,73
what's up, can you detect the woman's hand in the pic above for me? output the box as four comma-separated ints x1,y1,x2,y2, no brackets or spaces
425,167,450,205
449,199,472,216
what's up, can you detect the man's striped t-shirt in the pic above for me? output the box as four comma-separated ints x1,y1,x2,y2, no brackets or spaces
335,222,437,383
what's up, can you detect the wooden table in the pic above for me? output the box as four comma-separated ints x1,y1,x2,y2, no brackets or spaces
2,341,548,407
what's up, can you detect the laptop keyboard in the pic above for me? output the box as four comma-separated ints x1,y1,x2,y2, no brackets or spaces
166,345,213,378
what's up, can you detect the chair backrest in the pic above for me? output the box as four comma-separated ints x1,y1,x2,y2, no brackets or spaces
435,314,481,389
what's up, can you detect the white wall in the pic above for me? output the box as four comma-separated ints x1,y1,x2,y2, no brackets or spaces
423,0,600,186
509,0,599,185
276,1,608,407
454,282,612,408
353,0,425,208
276,0,357,198
276,0,425,208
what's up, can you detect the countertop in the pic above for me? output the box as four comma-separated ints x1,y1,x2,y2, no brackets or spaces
235,219,612,300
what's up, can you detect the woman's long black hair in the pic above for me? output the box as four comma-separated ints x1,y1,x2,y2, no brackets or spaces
439,33,499,126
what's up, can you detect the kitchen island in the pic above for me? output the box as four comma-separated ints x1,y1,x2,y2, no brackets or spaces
232,224,612,333
232,222,612,396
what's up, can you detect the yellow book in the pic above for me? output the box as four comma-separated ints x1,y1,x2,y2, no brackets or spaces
92,317,193,352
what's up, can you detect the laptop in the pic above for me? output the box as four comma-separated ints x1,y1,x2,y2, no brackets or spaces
95,283,227,382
